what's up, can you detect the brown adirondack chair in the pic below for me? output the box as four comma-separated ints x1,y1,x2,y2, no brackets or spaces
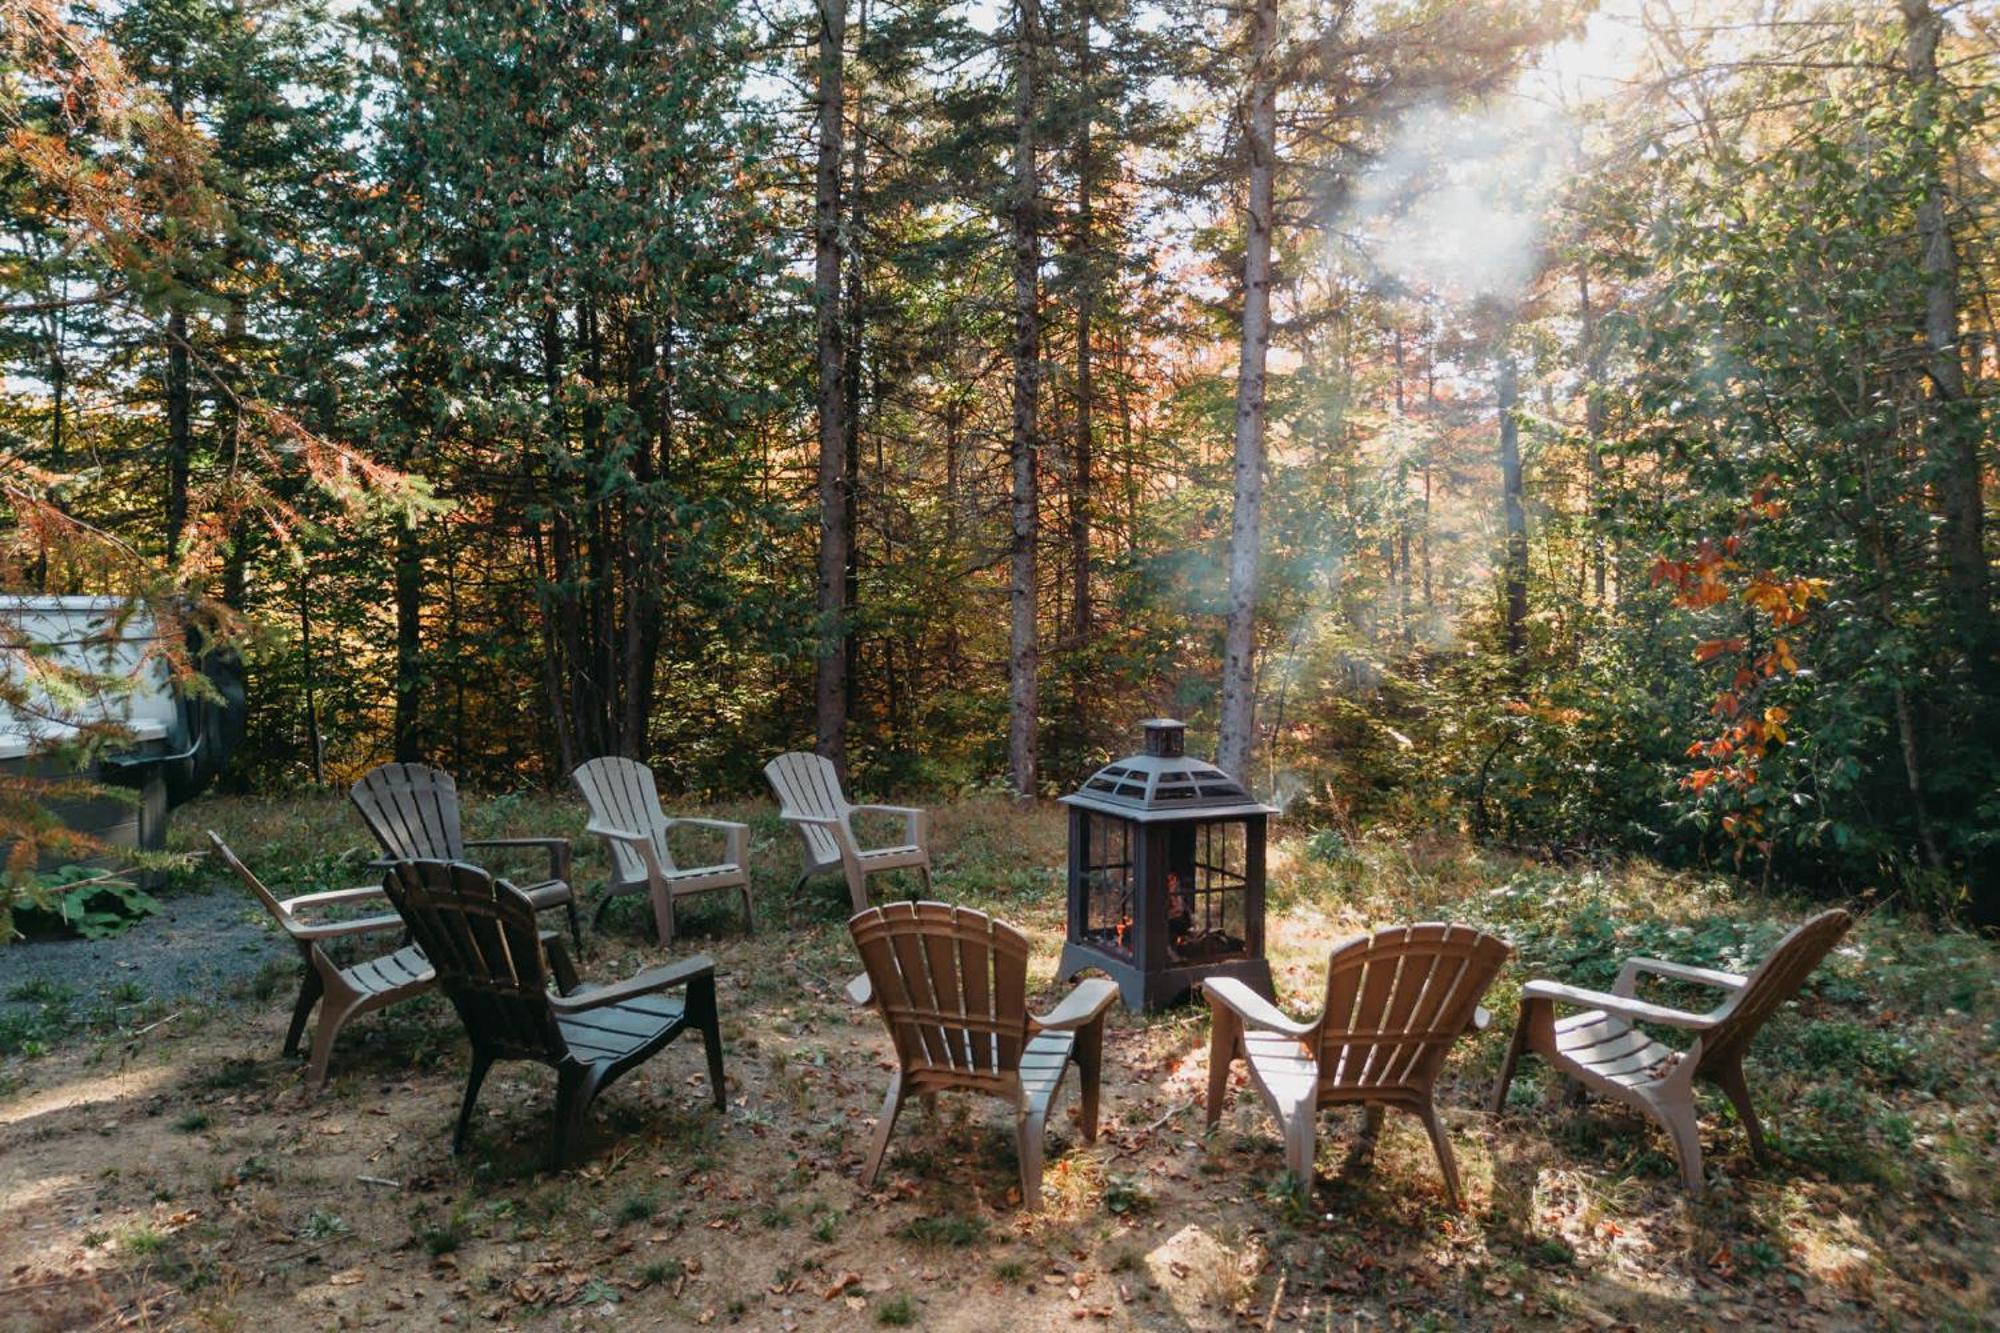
570,757,752,946
764,751,930,912
380,859,726,1167
846,902,1119,1207
1204,923,1511,1208
351,762,582,951
1491,908,1852,1196
208,831,436,1095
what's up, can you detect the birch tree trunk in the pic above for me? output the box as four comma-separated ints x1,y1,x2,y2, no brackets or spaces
813,0,851,773
1008,0,1044,797
1217,0,1277,781
1900,0,1988,656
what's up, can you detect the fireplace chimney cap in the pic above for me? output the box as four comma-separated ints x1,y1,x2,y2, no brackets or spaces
1061,721,1277,823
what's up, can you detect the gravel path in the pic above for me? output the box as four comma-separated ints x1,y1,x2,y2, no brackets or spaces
0,883,288,1030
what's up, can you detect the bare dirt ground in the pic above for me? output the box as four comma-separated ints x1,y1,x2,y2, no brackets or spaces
2,794,1994,1331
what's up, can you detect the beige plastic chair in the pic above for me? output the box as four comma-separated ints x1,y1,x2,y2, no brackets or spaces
351,762,581,950
1205,923,1510,1208
208,831,436,1095
1491,908,1852,1195
571,757,752,946
847,902,1119,1207
764,751,930,912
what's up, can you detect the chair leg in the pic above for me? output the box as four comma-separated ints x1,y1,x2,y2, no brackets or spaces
1282,1099,1318,1198
564,898,585,955
285,965,324,1058
1205,1008,1240,1127
303,993,353,1097
649,883,676,949
1712,1059,1766,1163
1016,1103,1049,1208
689,975,726,1110
738,880,756,936
1415,1099,1463,1211
551,1064,599,1169
454,1048,495,1154
861,1073,907,1189
1490,1002,1534,1113
1656,1091,1706,1196
917,864,934,897
1358,1103,1386,1156
845,865,870,915
1075,1020,1104,1143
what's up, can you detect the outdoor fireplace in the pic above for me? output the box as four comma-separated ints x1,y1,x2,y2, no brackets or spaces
1058,719,1274,1011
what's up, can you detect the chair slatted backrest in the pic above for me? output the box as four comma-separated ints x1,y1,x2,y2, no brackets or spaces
382,860,565,1063
352,763,467,862
851,903,1028,1084
764,752,849,866
1317,923,1512,1095
1699,909,1852,1068
207,832,305,943
572,757,674,883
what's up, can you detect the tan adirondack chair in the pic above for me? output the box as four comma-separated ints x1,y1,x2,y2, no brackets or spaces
764,751,930,912
380,859,726,1167
350,762,582,951
1491,908,1852,1196
1204,923,1511,1208
570,757,753,946
208,831,437,1095
847,902,1119,1207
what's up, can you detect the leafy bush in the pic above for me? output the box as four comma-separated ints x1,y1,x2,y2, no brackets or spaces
5,865,162,942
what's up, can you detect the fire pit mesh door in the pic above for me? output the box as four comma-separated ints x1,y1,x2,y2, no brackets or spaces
1167,820,1248,965
1081,811,1135,957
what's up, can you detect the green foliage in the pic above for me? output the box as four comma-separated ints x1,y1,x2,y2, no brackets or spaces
7,867,162,942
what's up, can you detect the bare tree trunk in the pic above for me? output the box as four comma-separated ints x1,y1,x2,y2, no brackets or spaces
1008,0,1044,798
1901,0,1988,655
165,304,191,565
1070,0,1095,645
1580,267,1608,604
813,0,851,774
1218,0,1277,781
299,572,324,786
843,0,869,728
1499,349,1528,655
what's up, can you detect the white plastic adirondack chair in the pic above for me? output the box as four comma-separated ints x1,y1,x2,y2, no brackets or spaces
763,751,930,912
570,757,752,947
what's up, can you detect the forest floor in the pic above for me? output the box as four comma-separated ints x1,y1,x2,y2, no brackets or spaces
0,793,1995,1331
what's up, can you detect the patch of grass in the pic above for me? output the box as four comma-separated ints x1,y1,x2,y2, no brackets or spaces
639,1258,684,1287
174,1110,211,1133
298,1210,349,1241
896,1213,987,1248
1102,1174,1154,1215
122,1226,167,1256
875,1293,917,1326
811,1211,840,1243
616,1191,658,1226
992,1258,1026,1282
5,978,72,1003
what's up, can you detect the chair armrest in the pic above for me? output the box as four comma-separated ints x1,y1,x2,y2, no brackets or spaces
464,835,572,883
664,818,750,866
1521,979,1717,1030
1614,956,1748,997
291,913,408,942
549,955,716,1014
540,931,581,994
846,972,873,1006
851,804,925,845
1031,977,1120,1032
584,822,668,883
281,886,393,914
1202,977,1317,1039
779,811,844,827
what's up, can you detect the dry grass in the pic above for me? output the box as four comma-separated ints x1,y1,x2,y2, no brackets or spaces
0,792,1993,1329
